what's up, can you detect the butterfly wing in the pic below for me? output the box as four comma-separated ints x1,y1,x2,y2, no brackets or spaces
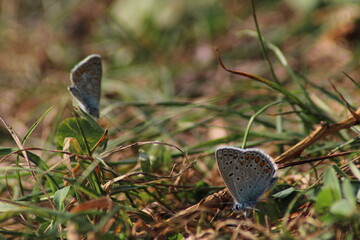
216,147,249,205
216,147,277,209
239,148,277,204
68,54,102,118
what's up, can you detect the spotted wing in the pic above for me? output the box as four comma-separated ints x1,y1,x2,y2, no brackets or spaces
239,148,277,204
216,146,277,207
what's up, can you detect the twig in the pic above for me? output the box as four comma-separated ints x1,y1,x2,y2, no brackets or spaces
275,108,360,163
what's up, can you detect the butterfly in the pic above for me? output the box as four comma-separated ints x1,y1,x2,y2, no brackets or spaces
215,146,278,212
68,54,102,119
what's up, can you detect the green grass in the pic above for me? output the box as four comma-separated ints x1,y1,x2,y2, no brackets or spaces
0,0,359,239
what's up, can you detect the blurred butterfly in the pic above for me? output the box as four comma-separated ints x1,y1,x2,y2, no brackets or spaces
68,54,102,119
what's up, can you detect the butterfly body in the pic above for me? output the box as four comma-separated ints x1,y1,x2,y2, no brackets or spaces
215,146,277,212
68,54,102,119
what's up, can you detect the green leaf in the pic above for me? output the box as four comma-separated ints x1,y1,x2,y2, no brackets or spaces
349,161,360,181
167,233,184,240
330,199,356,217
0,201,28,212
25,151,59,191
314,167,343,215
148,145,172,171
53,186,71,210
22,107,53,145
56,117,104,153
255,200,281,224
315,188,337,214
25,151,49,171
139,150,151,173
342,179,356,206
0,202,72,222
272,187,295,199
323,167,341,200
12,150,59,192
333,164,349,179
0,147,18,157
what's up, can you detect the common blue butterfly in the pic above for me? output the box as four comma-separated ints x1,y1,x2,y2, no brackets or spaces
68,54,102,119
215,146,278,212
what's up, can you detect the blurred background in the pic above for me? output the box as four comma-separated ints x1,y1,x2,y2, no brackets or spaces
0,0,359,147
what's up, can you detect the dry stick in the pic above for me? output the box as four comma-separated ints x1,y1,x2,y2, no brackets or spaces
276,108,360,164
329,80,360,122
275,81,360,164
152,108,360,235
277,150,357,169
153,189,232,235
